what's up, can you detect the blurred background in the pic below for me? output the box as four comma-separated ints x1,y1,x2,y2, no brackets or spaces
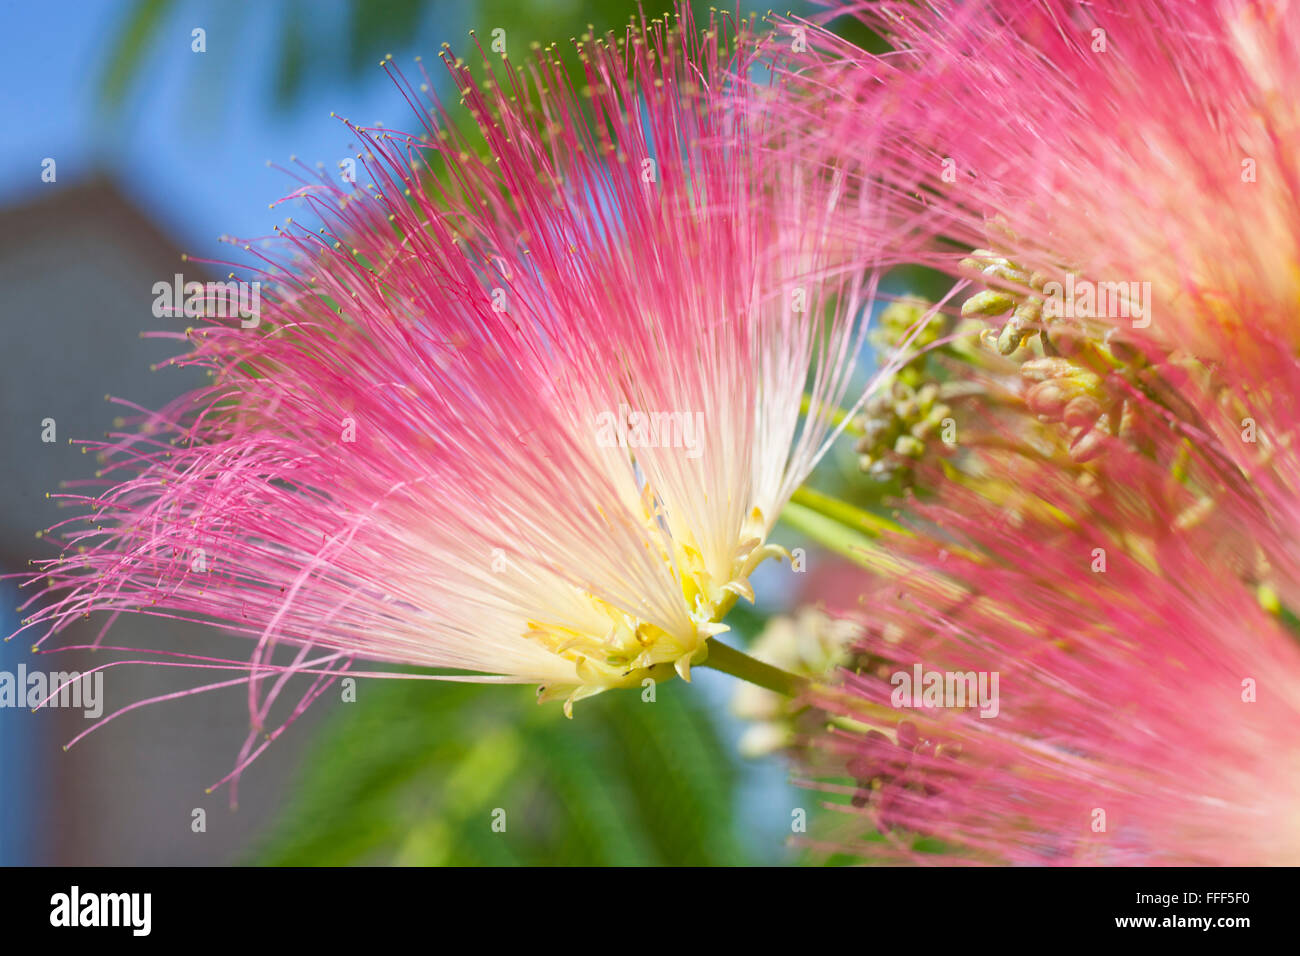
0,0,884,865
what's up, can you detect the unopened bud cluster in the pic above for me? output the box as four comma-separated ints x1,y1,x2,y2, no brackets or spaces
857,297,954,481
960,251,1153,463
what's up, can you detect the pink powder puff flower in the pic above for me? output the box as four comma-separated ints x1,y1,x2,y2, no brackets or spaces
784,0,1300,366
796,305,1300,864
754,2,1300,863
12,7,907,782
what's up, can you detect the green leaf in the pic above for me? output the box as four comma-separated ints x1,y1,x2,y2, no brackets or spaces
250,675,755,865
99,0,176,107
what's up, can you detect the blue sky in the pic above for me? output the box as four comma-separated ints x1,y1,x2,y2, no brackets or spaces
0,0,456,255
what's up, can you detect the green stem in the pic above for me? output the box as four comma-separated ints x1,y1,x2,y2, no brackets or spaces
779,500,906,574
700,638,807,697
789,485,909,539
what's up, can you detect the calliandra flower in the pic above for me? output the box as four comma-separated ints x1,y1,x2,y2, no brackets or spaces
12,7,904,776
781,0,1300,367
760,4,1300,863
673,0,1300,866
793,306,1300,863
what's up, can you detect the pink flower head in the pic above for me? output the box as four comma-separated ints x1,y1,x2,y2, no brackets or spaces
787,0,1300,364
14,6,903,777
799,314,1300,864
716,0,1300,867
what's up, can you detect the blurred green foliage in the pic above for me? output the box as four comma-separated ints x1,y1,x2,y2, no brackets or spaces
250,676,764,865
99,0,880,111
99,0,682,110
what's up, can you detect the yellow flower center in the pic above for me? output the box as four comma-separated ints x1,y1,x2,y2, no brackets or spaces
526,505,787,714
